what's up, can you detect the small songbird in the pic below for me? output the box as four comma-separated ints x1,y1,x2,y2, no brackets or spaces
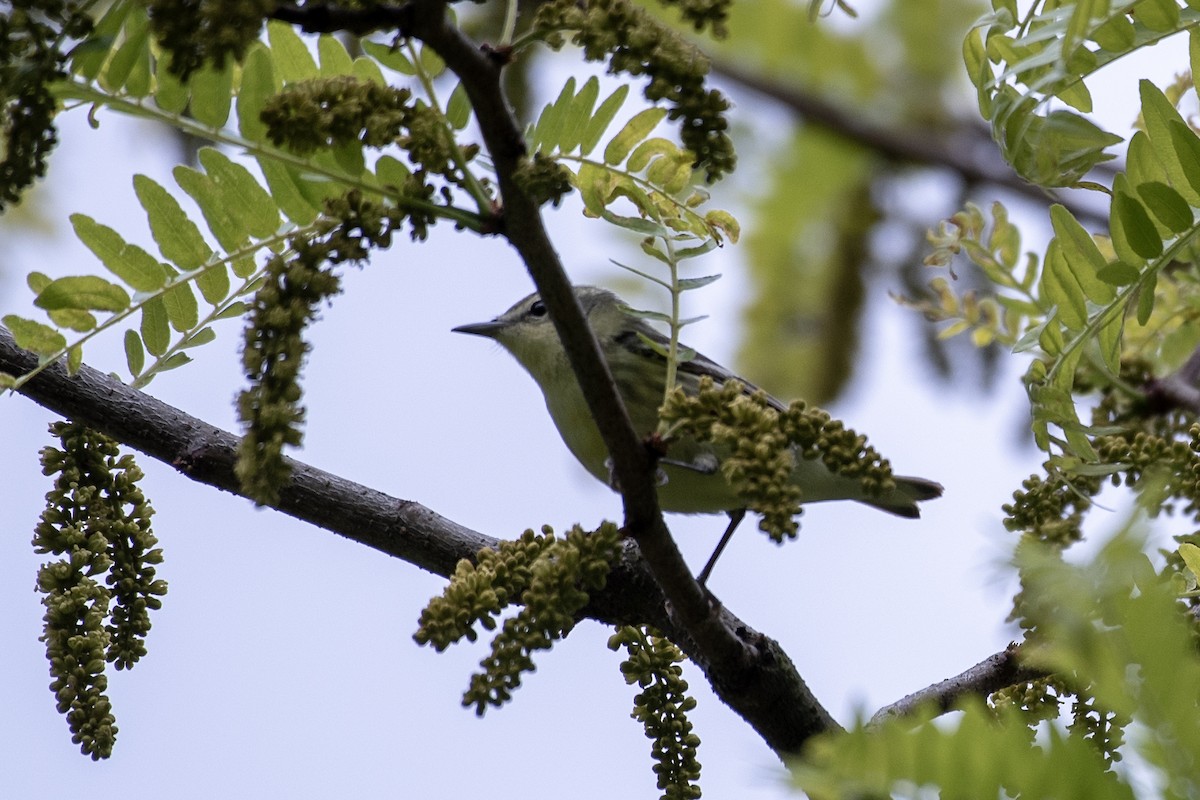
454,285,942,582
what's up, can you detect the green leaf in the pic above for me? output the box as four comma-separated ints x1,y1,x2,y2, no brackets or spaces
1090,11,1135,51
352,56,386,86
214,301,247,321
66,345,82,375
678,273,721,290
446,83,471,130
189,64,233,128
133,175,213,270
1133,0,1180,30
70,213,168,291
237,45,279,143
100,9,149,93
124,329,145,376
318,35,354,76
628,137,677,173
195,264,231,306
581,85,629,157
1139,80,1200,206
197,148,281,239
1003,108,1122,187
35,276,131,312
155,58,189,114
605,108,667,165
71,0,133,81
1096,262,1140,286
141,297,170,355
1049,205,1114,303
1136,181,1193,233
1167,120,1200,200
174,164,250,251
161,282,200,332
560,77,600,154
3,315,66,355
268,20,318,82
1111,185,1162,262
257,158,319,225
160,352,192,372
361,40,414,75
1040,239,1088,331
181,326,216,348
48,308,97,332
1137,270,1158,325
534,77,576,154
1180,543,1200,580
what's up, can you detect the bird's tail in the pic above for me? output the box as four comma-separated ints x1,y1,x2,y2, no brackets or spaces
862,475,944,519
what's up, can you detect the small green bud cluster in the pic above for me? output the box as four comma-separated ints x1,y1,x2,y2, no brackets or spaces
609,625,701,800
262,77,415,155
534,0,736,181
237,191,411,505
147,0,275,80
659,377,896,543
513,152,574,207
989,676,1065,728
262,78,481,215
656,0,731,36
34,422,165,759
0,1,93,209
1002,473,1099,548
415,523,622,714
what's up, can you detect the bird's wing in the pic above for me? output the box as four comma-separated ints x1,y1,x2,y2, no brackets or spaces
614,325,788,412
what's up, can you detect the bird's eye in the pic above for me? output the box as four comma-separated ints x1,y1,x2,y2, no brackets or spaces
529,300,547,318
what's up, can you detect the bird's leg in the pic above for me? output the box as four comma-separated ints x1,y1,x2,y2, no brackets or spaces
696,508,746,586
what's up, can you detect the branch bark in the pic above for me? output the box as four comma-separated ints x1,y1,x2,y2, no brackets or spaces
0,325,838,754
868,643,1043,726
711,59,1112,229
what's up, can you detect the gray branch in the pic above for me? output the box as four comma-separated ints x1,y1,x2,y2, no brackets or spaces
869,643,1042,726
1,325,838,755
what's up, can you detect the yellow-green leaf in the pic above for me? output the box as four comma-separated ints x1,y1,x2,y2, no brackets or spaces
1049,205,1113,304
268,20,318,82
161,282,199,332
1136,181,1193,233
197,148,281,239
35,276,131,312
141,297,170,355
133,174,213,271
124,329,145,376
189,63,233,128
318,34,354,76
604,108,667,165
3,315,66,355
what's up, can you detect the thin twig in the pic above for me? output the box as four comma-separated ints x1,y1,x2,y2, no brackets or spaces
868,643,1043,726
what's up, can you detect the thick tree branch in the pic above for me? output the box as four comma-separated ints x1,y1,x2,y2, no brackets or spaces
712,59,1111,229
1145,344,1200,416
0,325,838,754
398,0,823,749
868,643,1043,725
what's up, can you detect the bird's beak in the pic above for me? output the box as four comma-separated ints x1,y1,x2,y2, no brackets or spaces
452,319,508,339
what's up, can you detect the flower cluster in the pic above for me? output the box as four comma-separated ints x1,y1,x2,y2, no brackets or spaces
0,1,93,209
609,625,702,800
415,524,622,713
535,0,736,181
147,0,275,79
237,191,411,504
34,422,165,759
659,377,895,542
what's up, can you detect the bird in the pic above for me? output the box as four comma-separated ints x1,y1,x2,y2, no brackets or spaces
454,284,942,583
